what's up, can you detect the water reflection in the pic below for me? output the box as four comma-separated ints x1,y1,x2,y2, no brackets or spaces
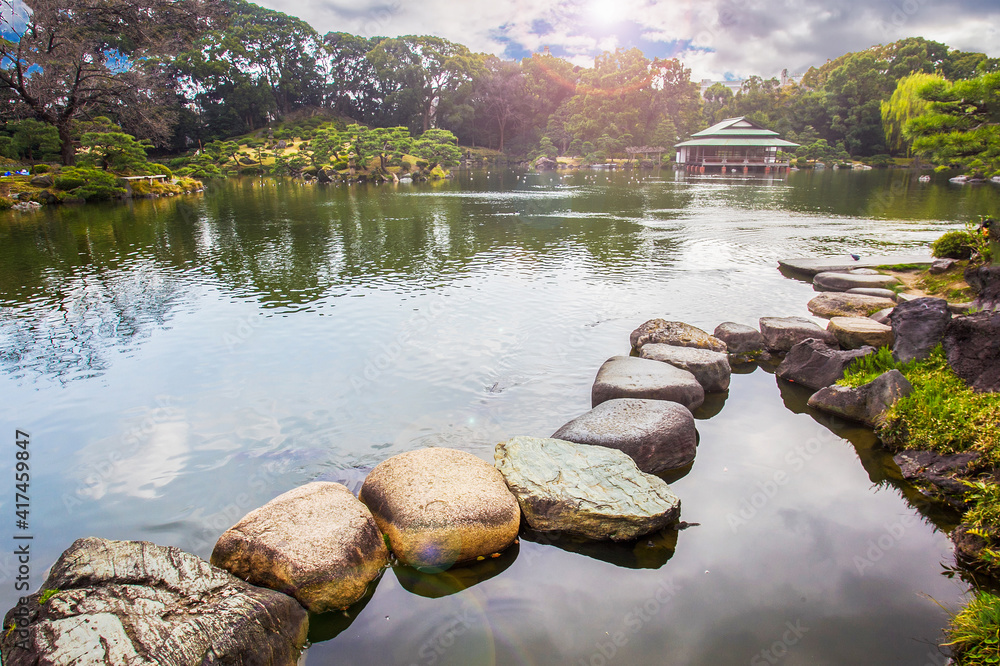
393,544,520,599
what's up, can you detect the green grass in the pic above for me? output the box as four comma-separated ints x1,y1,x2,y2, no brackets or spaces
38,588,58,604
839,347,1000,467
946,590,1000,665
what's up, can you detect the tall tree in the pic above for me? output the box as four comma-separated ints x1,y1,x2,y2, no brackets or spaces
0,0,210,164
881,72,944,156
472,57,528,152
908,71,1000,176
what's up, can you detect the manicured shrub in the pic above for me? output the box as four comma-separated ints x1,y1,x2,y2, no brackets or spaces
932,230,976,259
32,164,49,174
332,159,349,171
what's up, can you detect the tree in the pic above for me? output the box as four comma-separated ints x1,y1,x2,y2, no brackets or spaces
9,119,60,161
907,71,1000,176
703,83,734,123
473,58,528,152
80,132,152,172
0,0,209,164
881,72,944,156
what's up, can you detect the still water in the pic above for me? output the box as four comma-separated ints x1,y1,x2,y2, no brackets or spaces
3,169,999,664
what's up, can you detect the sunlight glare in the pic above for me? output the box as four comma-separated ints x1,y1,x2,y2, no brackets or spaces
586,0,621,25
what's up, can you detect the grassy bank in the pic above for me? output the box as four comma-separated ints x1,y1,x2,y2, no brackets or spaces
839,330,1000,662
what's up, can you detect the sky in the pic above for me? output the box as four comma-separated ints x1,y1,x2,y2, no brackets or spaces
254,0,1000,80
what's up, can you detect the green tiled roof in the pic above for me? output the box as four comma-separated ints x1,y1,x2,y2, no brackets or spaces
680,116,798,147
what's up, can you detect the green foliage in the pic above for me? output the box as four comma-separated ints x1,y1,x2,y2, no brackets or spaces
332,160,349,171
8,120,61,162
535,136,557,159
32,165,50,174
175,153,223,179
54,167,126,201
80,132,152,173
38,589,59,604
908,71,1000,176
881,72,944,155
412,129,462,167
0,197,13,211
945,589,1000,665
843,347,1000,466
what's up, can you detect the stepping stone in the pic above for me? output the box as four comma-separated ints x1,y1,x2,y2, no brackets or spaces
1,538,308,665
630,319,727,352
714,322,766,356
639,343,731,392
813,271,901,292
759,316,835,352
212,482,388,613
552,398,697,473
778,255,932,276
591,355,705,410
827,316,894,349
846,287,898,301
807,292,896,318
494,436,681,541
359,447,520,570
776,338,874,390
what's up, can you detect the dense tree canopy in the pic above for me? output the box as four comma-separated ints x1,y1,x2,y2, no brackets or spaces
0,0,210,164
1,1,997,169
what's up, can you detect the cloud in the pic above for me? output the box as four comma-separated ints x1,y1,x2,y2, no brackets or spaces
253,0,1000,78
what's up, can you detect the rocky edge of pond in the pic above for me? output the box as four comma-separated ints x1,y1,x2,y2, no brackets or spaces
5,256,1000,665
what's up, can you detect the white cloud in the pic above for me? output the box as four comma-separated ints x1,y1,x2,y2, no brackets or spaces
254,0,1000,80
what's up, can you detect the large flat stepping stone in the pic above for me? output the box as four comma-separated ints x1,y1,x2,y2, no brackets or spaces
807,369,912,427
778,254,932,276
827,316,894,349
776,338,874,390
639,343,731,392
813,271,901,292
211,482,388,613
359,447,520,570
890,297,951,363
551,398,697,473
495,436,681,541
759,316,835,352
592,355,705,410
630,319,727,352
1,537,307,666
808,292,897,318
714,322,765,356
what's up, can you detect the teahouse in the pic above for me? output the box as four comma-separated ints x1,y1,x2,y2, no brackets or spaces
675,117,798,173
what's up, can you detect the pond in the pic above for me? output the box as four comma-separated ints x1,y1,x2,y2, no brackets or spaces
3,168,1000,664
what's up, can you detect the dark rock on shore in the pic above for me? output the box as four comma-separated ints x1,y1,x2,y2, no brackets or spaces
806,369,912,427
1,537,308,666
943,310,1000,392
776,338,874,390
552,398,697,473
894,450,980,502
888,297,951,363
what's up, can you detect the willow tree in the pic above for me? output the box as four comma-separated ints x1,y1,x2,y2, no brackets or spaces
881,72,944,156
0,0,212,164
